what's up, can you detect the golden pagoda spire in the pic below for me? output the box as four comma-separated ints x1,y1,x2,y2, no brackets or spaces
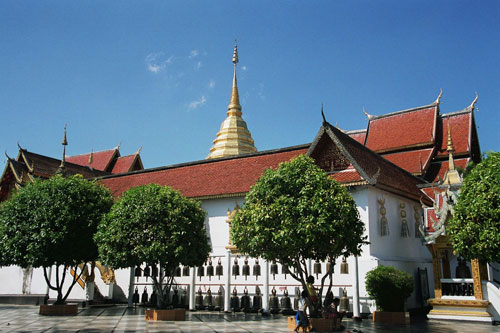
228,41,241,114
207,42,257,159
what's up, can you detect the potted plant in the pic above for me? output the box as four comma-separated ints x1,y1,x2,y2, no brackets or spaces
365,265,414,324
95,184,211,321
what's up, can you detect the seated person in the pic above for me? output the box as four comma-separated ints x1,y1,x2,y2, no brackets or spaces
323,298,345,321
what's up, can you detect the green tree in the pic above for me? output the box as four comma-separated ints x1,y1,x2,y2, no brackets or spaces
365,265,414,312
448,152,500,263
231,155,367,301
0,175,113,305
95,184,210,309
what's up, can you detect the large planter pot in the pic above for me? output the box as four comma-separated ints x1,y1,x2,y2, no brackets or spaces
287,316,341,332
372,311,409,324
39,304,78,316
145,308,186,321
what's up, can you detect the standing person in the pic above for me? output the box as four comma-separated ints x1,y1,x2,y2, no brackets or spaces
305,275,320,316
295,290,309,332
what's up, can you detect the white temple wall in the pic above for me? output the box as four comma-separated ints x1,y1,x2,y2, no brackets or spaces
364,186,433,309
0,188,435,312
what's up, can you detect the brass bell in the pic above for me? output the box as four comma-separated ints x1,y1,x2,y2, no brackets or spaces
216,258,223,279
314,260,321,279
143,265,151,280
340,257,349,274
197,265,205,280
182,266,190,276
134,266,142,282
270,261,278,280
151,264,158,277
253,259,261,280
232,257,240,278
242,257,250,280
340,287,350,312
282,263,289,279
141,287,149,304
207,259,214,280
174,266,182,277
326,259,332,274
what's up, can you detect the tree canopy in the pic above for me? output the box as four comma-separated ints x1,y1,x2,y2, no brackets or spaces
231,155,366,295
95,184,210,308
0,175,113,304
448,152,500,263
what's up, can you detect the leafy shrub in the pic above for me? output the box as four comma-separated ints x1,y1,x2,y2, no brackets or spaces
365,265,414,312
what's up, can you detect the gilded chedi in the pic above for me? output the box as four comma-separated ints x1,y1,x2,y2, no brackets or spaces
207,43,257,159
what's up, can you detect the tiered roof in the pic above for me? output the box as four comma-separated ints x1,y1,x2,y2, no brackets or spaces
0,147,108,201
360,96,480,183
66,146,143,174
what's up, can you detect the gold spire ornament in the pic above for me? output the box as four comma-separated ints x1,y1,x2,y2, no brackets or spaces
442,122,462,186
207,42,257,159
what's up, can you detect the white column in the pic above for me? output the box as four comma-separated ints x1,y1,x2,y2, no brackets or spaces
86,282,95,302
108,282,114,300
189,267,196,310
353,256,361,319
128,267,135,307
225,250,231,312
307,259,312,278
263,259,269,312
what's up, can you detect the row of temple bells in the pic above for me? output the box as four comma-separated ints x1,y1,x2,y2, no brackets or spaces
132,287,188,308
135,258,225,282
135,257,349,282
232,257,261,280
195,286,225,311
197,258,224,281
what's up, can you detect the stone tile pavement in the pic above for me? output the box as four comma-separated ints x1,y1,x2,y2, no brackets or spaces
0,304,500,332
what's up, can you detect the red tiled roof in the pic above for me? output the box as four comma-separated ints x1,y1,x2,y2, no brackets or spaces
425,158,470,183
112,154,137,174
382,148,435,175
99,146,309,199
66,149,118,171
365,105,437,153
347,131,366,145
437,112,471,158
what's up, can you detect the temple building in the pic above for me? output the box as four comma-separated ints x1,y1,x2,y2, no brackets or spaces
1,43,498,322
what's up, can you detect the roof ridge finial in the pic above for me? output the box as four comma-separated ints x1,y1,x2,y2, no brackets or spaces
115,141,121,151
434,88,443,105
321,103,327,124
58,124,68,174
135,146,142,155
89,148,94,164
363,107,375,120
469,92,478,111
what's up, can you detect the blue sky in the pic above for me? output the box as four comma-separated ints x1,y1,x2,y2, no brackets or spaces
1,1,498,168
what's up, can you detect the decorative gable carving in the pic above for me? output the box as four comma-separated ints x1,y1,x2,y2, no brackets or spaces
309,134,350,172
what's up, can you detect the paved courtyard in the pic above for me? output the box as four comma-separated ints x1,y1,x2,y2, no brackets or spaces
0,304,499,332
